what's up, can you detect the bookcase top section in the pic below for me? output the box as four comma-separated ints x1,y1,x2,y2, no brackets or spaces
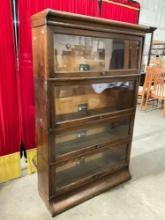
31,9,154,35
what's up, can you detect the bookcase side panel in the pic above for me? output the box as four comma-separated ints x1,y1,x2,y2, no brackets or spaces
32,26,50,200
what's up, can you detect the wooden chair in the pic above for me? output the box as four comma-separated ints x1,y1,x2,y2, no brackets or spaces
140,66,165,112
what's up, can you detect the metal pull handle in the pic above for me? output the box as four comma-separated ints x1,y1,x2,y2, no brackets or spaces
100,71,106,76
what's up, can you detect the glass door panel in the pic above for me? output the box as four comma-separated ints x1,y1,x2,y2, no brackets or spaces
54,34,140,73
55,80,135,122
54,117,130,158
55,144,127,191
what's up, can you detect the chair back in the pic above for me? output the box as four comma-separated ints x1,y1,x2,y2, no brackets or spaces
141,66,164,111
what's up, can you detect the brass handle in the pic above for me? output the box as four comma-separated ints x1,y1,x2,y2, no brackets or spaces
94,174,100,179
95,144,103,149
100,71,106,76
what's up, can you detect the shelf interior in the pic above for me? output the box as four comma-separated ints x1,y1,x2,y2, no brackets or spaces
56,123,129,157
55,144,127,190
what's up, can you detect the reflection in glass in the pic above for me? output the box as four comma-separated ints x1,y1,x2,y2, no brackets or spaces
54,34,139,72
110,41,124,69
55,144,127,190
55,118,129,157
55,81,134,122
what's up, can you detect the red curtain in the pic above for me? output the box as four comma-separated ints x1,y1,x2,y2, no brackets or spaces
18,0,139,152
112,0,128,3
0,0,139,156
0,0,21,156
101,0,140,24
18,0,98,151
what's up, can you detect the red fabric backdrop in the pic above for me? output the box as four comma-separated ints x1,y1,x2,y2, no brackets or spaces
0,0,21,156
18,0,98,150
0,0,140,157
18,0,140,151
101,0,140,24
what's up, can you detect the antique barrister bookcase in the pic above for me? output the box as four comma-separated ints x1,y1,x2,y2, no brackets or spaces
31,10,150,216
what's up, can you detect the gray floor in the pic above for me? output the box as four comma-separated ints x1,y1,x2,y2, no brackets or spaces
1,107,165,220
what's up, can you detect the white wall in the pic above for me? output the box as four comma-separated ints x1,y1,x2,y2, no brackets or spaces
137,0,165,41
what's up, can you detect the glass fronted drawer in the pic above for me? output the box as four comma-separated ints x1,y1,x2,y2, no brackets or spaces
54,144,128,193
51,116,131,160
54,34,140,74
54,80,135,123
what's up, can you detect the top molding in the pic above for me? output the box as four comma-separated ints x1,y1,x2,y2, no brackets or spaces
31,9,156,35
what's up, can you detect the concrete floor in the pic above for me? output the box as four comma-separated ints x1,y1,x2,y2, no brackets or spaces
1,107,165,220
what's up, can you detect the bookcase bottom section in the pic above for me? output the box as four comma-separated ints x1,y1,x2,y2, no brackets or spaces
43,168,131,217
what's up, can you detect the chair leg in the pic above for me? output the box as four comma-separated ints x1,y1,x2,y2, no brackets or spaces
140,92,146,111
143,90,150,111
163,100,165,117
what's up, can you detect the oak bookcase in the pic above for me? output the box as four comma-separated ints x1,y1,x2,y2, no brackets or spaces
31,9,150,216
